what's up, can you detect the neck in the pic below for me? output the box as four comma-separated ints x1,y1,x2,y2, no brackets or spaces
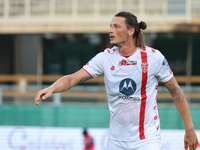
118,43,137,56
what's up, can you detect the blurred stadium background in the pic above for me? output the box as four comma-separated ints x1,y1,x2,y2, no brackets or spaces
0,0,200,149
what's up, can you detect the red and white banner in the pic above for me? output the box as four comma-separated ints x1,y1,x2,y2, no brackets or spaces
0,126,199,150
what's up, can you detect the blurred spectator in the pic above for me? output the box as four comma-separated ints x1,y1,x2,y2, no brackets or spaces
83,129,95,150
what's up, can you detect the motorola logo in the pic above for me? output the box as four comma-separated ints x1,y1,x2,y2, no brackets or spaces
119,78,136,96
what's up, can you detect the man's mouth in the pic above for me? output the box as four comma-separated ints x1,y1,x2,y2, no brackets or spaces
110,35,115,40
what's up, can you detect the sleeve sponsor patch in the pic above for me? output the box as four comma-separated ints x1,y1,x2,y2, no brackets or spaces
162,58,169,68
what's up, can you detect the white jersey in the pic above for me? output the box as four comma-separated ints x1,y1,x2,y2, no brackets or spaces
83,46,173,141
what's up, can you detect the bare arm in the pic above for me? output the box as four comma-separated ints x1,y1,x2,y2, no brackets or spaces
50,68,92,93
164,77,198,150
34,68,92,105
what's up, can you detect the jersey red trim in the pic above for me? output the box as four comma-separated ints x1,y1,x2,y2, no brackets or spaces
163,76,174,83
120,54,133,58
119,50,137,58
82,68,94,78
139,51,148,140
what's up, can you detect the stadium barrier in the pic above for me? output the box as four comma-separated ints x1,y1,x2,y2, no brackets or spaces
0,74,200,85
0,74,200,104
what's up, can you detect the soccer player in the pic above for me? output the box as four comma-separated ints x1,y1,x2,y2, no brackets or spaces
35,11,198,150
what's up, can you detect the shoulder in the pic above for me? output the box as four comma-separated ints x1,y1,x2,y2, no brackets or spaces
95,46,117,56
93,46,118,60
140,46,165,60
103,46,118,54
137,46,165,68
89,47,117,63
143,46,162,55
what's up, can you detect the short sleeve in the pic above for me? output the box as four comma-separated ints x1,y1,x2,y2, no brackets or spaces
156,51,173,83
83,52,106,78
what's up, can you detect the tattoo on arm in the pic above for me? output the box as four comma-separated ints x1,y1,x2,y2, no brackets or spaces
79,76,92,83
164,77,186,103
164,78,176,93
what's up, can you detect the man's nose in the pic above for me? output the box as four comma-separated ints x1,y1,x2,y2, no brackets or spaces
109,26,113,33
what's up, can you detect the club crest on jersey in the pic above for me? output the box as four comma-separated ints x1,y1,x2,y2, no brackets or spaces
119,78,136,96
141,63,148,73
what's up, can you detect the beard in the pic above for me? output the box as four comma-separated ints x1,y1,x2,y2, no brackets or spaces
110,40,122,47
110,35,129,48
110,42,119,47
110,40,126,48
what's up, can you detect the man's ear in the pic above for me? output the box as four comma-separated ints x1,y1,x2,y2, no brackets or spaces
129,27,135,37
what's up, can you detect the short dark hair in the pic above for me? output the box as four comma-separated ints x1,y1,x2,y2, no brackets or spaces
115,11,147,49
83,129,88,134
